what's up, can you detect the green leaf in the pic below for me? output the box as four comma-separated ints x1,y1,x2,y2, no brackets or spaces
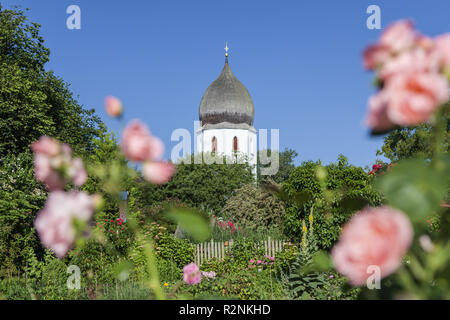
114,261,133,282
167,208,211,242
376,159,448,221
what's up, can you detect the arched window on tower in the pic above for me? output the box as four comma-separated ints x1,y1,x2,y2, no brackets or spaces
233,136,238,153
212,136,217,153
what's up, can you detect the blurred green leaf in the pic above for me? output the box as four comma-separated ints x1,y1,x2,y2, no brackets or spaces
167,208,210,242
114,261,133,282
312,251,333,271
376,159,448,221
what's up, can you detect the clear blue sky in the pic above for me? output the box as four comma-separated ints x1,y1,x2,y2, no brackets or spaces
4,0,450,167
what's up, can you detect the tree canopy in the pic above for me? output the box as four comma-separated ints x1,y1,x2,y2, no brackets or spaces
0,6,102,158
132,154,254,216
377,109,449,162
282,155,381,249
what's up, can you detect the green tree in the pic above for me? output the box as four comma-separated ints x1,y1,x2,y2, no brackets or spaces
258,148,298,184
377,109,449,161
0,6,121,277
0,6,102,158
282,155,381,249
0,152,46,277
132,153,254,216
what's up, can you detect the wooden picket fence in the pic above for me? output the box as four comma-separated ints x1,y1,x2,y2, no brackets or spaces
194,237,289,265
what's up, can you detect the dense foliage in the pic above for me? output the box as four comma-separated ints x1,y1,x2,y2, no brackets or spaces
223,184,286,229
133,154,254,215
282,155,382,249
258,148,298,184
0,6,102,158
377,110,449,162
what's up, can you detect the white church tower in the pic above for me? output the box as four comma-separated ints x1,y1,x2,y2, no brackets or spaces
196,44,257,177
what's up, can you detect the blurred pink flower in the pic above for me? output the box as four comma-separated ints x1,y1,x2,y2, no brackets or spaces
31,136,87,190
33,153,66,190
434,33,450,72
142,161,175,184
121,120,164,162
31,136,60,156
105,96,123,118
379,48,440,81
387,72,449,126
363,44,391,70
69,157,88,186
249,259,255,264
201,271,216,279
34,191,95,258
417,35,434,51
363,20,450,131
331,206,413,286
379,20,417,53
183,263,201,285
365,90,394,132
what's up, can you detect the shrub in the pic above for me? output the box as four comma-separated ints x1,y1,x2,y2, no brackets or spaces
129,221,194,282
0,152,46,277
179,268,287,300
223,184,286,229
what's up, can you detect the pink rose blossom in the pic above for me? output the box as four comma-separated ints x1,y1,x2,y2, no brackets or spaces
249,259,255,264
379,20,417,53
31,136,88,190
331,206,413,286
416,35,434,51
142,161,175,184
34,191,95,258
105,96,123,118
387,72,449,126
365,90,394,132
68,157,87,186
183,263,201,285
33,153,67,190
363,44,391,70
121,120,164,162
379,48,440,81
434,33,450,72
31,136,60,156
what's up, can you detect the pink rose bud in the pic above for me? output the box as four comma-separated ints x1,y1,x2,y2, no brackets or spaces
105,96,123,117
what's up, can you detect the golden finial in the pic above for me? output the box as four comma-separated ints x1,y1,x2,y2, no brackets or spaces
224,41,229,57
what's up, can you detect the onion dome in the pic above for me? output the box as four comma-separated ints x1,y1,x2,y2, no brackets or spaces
199,53,254,126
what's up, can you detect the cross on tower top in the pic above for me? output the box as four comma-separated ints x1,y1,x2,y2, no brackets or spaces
224,41,229,57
